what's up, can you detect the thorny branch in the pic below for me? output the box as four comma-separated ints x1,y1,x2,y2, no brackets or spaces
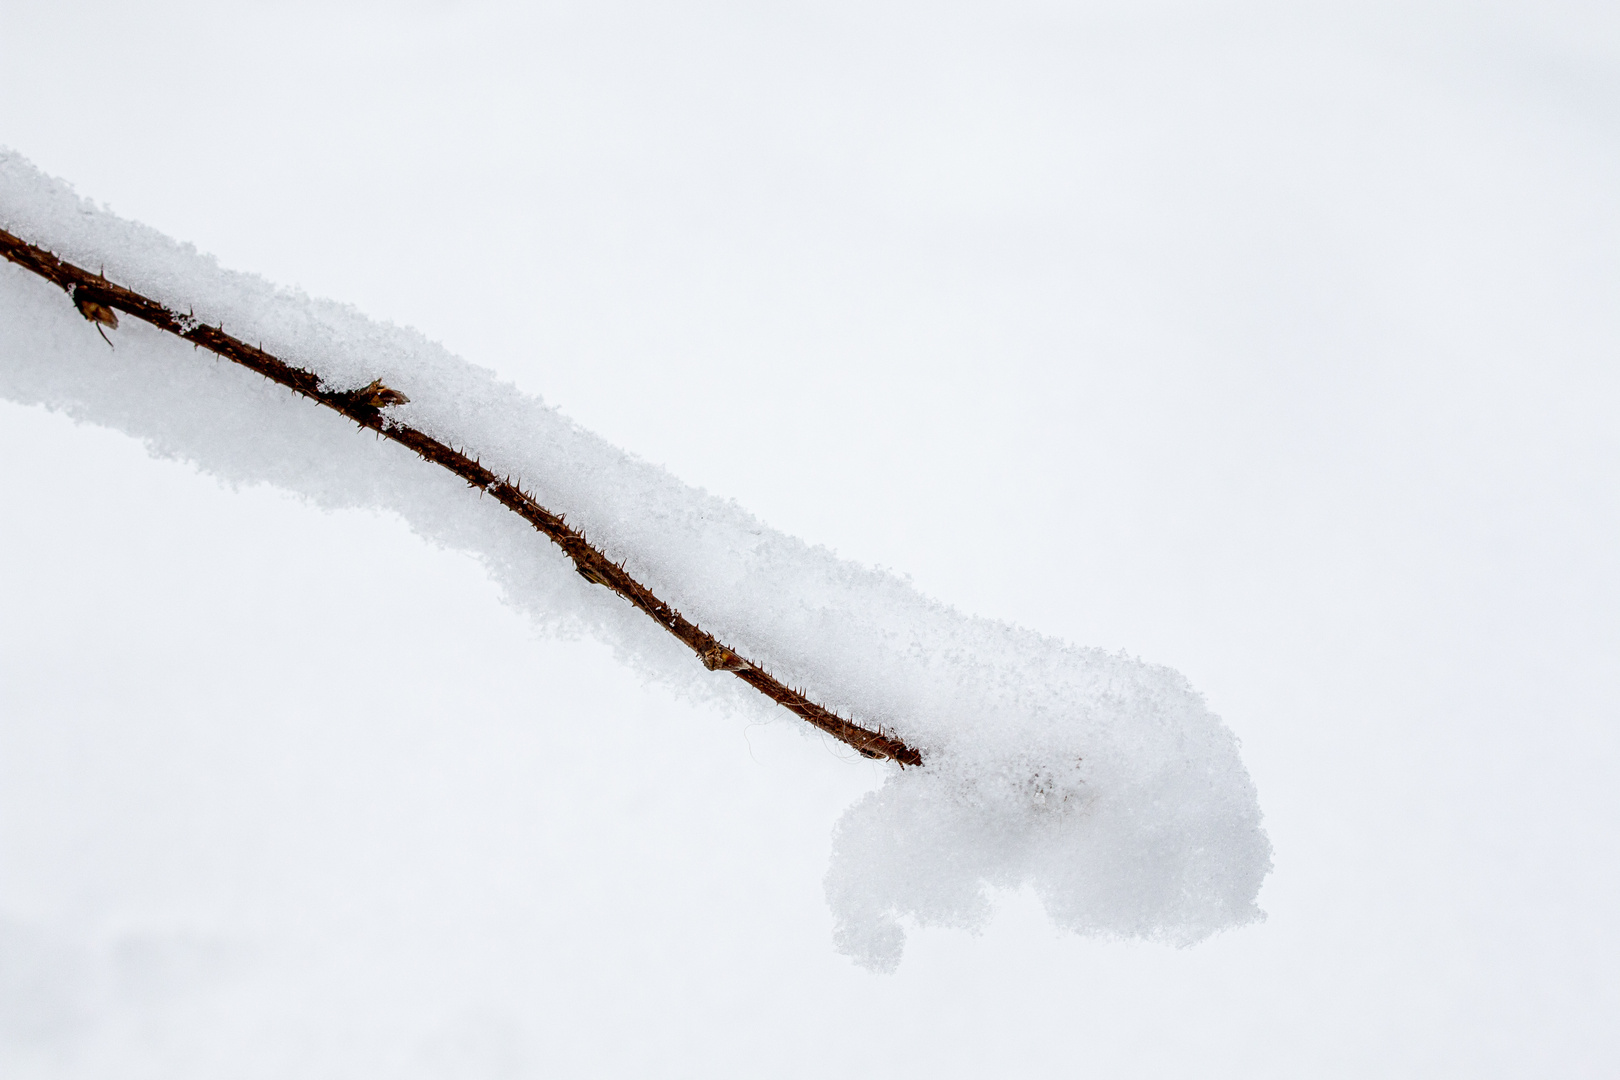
0,227,924,767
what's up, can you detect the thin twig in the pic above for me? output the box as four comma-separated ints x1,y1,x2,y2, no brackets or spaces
0,227,924,767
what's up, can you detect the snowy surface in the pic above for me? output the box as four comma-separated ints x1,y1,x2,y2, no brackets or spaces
1,0,1617,1076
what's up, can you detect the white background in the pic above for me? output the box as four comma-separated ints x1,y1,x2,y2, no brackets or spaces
1,1,1617,1075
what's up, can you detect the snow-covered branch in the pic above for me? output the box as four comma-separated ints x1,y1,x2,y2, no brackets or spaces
0,224,924,768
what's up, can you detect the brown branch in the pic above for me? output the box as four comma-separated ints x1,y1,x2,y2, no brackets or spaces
1,227,924,767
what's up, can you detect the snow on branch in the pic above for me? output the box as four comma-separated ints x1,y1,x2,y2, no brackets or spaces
0,151,1269,970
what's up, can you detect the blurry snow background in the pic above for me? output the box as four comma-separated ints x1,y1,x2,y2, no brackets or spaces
0,0,1616,1075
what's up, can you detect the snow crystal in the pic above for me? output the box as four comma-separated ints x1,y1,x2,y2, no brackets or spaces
0,149,1270,970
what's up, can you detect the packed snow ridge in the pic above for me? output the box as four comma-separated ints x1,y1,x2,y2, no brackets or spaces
0,150,1271,971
